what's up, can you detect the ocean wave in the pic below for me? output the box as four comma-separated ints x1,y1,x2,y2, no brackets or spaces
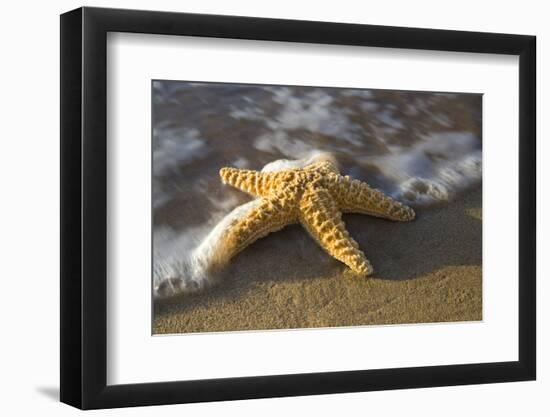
362,132,482,204
152,82,482,298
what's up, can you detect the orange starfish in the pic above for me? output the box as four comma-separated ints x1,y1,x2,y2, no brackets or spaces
219,160,415,275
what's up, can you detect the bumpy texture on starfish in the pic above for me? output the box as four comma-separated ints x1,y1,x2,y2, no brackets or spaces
219,160,415,275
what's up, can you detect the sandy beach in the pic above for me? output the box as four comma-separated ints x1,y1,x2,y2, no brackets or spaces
153,186,482,334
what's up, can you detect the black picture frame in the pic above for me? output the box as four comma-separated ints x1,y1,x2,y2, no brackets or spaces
60,6,536,410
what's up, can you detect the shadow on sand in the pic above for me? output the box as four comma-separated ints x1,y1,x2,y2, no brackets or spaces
154,186,481,322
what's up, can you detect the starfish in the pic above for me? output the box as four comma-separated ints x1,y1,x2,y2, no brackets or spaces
218,159,415,275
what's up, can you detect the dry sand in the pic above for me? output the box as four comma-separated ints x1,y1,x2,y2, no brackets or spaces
153,187,482,334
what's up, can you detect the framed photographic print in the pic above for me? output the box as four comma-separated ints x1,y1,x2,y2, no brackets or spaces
60,6,536,409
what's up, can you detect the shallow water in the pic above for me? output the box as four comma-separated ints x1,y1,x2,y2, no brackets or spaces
152,81,482,297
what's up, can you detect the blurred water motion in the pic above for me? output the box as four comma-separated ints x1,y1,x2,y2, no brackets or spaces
152,81,481,295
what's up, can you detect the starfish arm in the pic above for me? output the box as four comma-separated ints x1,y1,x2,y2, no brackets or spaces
299,187,374,275
219,167,281,197
222,191,297,260
326,173,415,221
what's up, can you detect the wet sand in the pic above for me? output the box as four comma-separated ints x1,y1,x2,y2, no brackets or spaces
153,187,482,334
